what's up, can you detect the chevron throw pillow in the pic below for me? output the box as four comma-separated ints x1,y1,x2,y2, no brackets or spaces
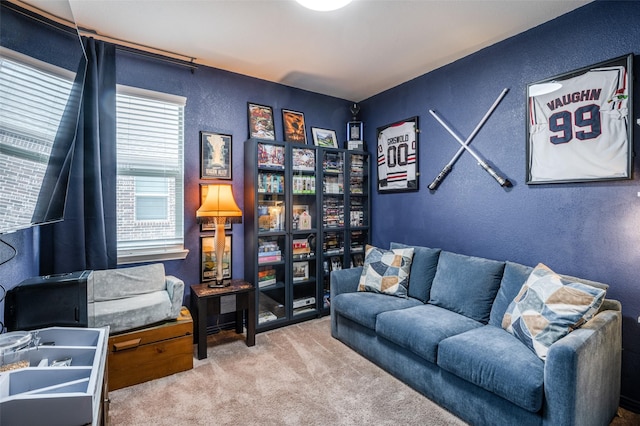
357,245,414,298
502,263,606,360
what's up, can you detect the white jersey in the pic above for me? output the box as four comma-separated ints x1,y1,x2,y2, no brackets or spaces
377,120,417,190
528,65,628,182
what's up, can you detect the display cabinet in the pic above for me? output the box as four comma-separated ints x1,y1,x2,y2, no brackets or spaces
245,139,319,331
245,139,369,330
319,149,370,314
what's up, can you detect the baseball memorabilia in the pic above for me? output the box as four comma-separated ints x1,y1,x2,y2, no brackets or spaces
526,54,632,184
376,117,419,192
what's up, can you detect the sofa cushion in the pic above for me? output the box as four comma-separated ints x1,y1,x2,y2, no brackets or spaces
92,263,167,301
502,263,606,360
358,245,414,298
390,242,441,303
92,291,173,333
489,261,533,327
437,325,545,413
332,292,422,330
428,251,505,323
376,304,482,363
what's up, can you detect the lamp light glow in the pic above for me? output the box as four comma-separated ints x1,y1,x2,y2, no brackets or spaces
196,184,242,287
295,0,352,12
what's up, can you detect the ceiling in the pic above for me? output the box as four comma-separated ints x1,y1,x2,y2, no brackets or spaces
24,0,592,102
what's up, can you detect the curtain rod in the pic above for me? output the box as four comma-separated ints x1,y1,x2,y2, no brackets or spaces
78,28,198,71
5,0,198,71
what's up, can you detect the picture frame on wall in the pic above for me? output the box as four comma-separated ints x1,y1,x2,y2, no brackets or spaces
376,116,419,193
248,102,275,140
282,109,307,143
526,54,633,184
201,235,232,282
311,127,338,148
200,131,232,179
200,184,232,232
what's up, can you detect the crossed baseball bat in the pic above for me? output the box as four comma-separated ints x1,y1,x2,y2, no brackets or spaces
428,88,512,190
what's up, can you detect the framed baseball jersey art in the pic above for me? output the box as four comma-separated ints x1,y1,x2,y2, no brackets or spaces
376,116,419,193
526,54,633,184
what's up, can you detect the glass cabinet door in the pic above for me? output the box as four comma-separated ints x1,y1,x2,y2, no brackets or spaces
256,142,287,326
348,152,369,267
321,149,346,310
290,147,318,317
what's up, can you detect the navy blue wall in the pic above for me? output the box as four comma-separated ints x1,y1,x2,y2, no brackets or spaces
362,0,640,406
114,51,351,292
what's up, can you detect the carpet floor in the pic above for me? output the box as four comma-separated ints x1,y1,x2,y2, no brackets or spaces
109,316,639,426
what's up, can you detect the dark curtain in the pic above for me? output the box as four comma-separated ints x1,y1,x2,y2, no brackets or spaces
39,38,117,274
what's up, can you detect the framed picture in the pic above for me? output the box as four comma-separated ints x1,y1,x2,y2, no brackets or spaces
311,127,338,148
248,102,275,140
526,54,633,184
376,116,419,193
282,109,307,143
200,131,231,179
292,204,312,230
293,261,309,282
199,184,232,232
292,147,315,171
201,235,232,282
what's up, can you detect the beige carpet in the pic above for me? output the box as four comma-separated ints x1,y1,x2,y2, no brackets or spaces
109,316,639,426
109,316,467,425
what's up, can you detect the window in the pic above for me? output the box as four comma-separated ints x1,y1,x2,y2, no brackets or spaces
135,177,168,221
0,47,74,232
116,85,187,264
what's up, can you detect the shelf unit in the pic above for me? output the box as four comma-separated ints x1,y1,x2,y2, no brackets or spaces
319,149,370,314
245,139,370,331
0,327,109,426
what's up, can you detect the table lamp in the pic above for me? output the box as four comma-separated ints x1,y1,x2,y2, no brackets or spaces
196,184,242,287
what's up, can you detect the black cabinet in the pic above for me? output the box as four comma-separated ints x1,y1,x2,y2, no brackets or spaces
244,139,369,331
319,149,370,314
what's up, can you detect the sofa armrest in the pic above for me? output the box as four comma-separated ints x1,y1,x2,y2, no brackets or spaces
543,307,622,426
330,267,362,300
165,275,185,318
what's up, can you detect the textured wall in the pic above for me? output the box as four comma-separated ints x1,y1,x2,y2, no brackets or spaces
114,51,351,291
362,0,640,406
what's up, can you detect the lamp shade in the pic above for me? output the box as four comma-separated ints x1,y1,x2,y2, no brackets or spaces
196,184,242,224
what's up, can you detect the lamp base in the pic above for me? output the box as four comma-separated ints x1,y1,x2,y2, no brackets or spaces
207,279,230,288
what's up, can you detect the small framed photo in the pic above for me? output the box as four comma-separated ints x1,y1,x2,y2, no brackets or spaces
200,184,232,232
282,109,307,143
201,235,232,282
377,116,419,193
293,261,309,282
311,127,338,148
200,131,231,179
248,102,275,140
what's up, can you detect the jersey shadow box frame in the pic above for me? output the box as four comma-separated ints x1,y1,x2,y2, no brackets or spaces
526,54,633,184
376,116,419,193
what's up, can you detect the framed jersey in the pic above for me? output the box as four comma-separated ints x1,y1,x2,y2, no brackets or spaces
376,116,419,193
526,54,633,184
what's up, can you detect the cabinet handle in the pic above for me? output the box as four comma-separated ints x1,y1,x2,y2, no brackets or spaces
113,338,141,351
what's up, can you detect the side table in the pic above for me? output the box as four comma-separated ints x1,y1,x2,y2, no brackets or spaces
190,280,255,360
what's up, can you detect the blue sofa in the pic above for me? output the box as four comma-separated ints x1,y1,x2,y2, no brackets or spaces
330,243,622,426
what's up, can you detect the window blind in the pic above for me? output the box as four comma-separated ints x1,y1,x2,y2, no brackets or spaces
116,85,187,264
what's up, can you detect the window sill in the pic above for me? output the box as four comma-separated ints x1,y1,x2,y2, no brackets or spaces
117,248,189,265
